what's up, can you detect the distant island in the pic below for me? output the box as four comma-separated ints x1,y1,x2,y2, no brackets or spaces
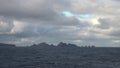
30,42,96,48
0,42,95,48
0,43,16,48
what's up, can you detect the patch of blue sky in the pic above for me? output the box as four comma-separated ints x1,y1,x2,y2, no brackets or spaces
78,14,93,19
62,11,74,17
62,11,93,19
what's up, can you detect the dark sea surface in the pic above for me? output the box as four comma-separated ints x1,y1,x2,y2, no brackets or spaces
0,47,120,68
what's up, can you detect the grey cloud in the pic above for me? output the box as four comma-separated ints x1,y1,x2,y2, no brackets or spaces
113,0,120,1
97,18,111,29
0,0,119,47
71,0,120,15
0,0,60,20
109,29,120,37
0,17,14,33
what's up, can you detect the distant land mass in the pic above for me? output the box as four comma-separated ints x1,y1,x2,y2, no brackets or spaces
31,42,95,48
0,43,16,48
0,42,95,48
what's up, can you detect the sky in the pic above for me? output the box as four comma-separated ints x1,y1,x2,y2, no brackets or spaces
0,0,120,47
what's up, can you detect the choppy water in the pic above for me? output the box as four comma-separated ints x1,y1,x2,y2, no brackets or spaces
0,47,120,68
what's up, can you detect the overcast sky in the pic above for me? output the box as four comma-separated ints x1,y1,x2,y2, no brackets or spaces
0,0,120,47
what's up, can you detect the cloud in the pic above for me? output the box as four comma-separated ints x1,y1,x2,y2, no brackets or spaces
0,0,60,21
0,16,14,33
0,0,119,47
113,0,120,1
71,0,120,15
